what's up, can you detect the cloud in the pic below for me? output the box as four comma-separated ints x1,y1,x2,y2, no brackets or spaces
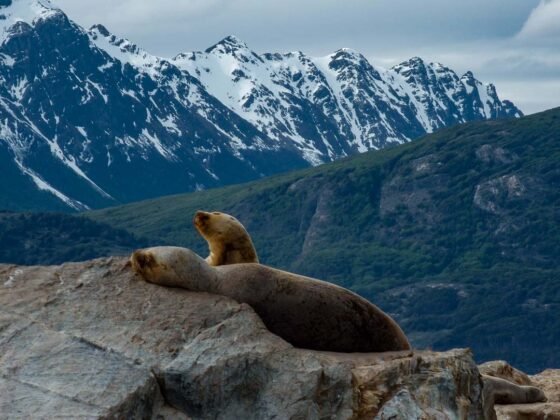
518,0,560,40
49,0,559,114
53,0,537,56
495,79,560,114
109,0,231,26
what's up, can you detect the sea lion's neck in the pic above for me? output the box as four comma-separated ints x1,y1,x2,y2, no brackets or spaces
174,248,221,293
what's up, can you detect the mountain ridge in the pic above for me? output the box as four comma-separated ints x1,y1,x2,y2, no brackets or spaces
0,0,521,212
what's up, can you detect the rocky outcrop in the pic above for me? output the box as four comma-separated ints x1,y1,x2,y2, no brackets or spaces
482,362,560,420
0,257,554,419
0,257,490,419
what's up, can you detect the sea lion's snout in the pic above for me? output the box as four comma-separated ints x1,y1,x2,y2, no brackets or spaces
194,211,211,228
130,250,157,276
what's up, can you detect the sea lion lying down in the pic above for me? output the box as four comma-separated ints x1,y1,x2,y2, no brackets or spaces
482,375,546,419
131,246,411,353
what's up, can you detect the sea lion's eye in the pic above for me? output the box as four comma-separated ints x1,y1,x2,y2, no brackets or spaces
213,212,221,215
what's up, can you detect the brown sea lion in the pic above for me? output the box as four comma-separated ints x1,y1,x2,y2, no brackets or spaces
130,246,411,353
482,374,547,419
193,211,258,266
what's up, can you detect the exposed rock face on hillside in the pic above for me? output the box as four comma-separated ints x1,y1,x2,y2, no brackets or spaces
0,257,489,418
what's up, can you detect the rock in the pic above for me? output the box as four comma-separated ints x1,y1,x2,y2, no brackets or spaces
479,360,534,386
474,174,527,215
532,370,560,403
494,369,560,420
475,144,518,165
0,257,488,418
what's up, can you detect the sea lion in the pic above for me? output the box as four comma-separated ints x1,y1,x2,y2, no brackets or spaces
130,246,411,353
482,375,547,419
193,211,258,266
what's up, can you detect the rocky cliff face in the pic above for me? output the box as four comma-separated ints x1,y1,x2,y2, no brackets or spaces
1,257,556,419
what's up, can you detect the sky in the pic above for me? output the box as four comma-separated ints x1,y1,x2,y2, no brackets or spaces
53,0,560,115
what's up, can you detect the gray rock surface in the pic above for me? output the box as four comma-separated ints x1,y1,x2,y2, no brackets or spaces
1,257,488,418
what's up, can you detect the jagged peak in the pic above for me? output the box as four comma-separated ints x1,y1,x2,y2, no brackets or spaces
327,48,371,69
89,23,110,37
460,71,482,89
393,58,459,77
0,0,62,41
205,35,250,54
407,56,426,64
461,70,476,80
486,83,497,94
430,61,453,72
89,23,149,59
331,47,365,59
391,56,428,73
88,22,165,77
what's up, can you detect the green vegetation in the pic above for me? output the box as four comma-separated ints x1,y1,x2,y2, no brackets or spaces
0,212,147,265
87,107,560,373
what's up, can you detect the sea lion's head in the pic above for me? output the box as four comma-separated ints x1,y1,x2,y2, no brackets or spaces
130,249,165,283
193,210,246,242
130,247,177,286
193,210,259,266
130,246,219,291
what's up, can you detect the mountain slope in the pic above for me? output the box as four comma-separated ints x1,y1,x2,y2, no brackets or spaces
0,211,147,265
174,38,521,163
0,0,520,212
88,107,560,373
0,0,308,211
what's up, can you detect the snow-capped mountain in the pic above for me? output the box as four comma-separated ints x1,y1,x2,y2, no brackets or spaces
0,0,522,211
175,37,521,165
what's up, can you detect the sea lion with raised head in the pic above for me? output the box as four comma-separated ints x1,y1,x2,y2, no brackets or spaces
130,246,411,353
193,210,258,266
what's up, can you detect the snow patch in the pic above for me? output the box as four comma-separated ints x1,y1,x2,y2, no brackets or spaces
76,126,87,138
10,76,28,100
14,158,89,210
158,115,181,135
140,128,175,159
0,53,16,67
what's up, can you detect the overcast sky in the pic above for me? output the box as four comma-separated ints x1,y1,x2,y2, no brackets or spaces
54,0,560,115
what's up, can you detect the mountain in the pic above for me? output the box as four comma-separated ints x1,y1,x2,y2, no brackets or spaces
0,0,308,212
174,39,521,164
86,108,560,373
0,0,521,212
